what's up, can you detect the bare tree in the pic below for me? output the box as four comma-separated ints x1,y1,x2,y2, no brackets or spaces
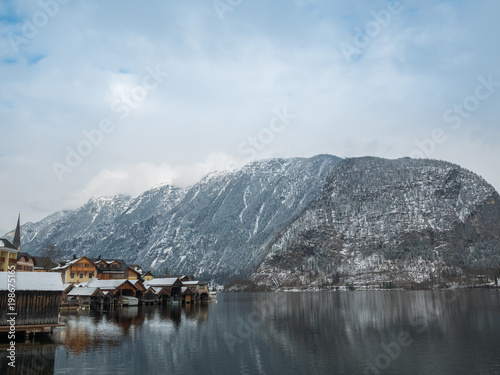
41,243,62,270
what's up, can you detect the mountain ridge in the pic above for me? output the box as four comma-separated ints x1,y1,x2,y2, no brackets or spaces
6,155,500,287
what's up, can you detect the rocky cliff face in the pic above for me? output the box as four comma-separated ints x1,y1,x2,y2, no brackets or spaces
251,157,500,288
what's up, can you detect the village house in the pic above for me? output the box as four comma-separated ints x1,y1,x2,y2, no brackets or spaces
0,238,18,272
92,257,142,280
142,271,155,282
16,252,35,272
52,256,97,284
126,266,142,280
128,264,144,275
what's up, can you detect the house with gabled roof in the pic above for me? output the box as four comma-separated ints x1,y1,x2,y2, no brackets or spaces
16,252,35,272
0,238,18,272
128,264,143,275
142,271,155,281
91,257,141,280
52,256,97,284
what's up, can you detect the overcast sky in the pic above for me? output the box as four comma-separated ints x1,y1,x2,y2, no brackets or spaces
1,0,499,234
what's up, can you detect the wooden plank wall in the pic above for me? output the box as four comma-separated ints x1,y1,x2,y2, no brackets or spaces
0,291,62,326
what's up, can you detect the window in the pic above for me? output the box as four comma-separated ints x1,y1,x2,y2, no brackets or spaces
199,285,205,289
79,273,84,279
89,273,93,278
70,273,75,278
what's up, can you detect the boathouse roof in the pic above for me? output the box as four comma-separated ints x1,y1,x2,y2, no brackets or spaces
0,272,65,291
86,279,127,289
144,277,180,287
182,280,208,286
68,287,103,297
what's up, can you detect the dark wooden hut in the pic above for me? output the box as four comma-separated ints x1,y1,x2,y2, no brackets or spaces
0,272,65,333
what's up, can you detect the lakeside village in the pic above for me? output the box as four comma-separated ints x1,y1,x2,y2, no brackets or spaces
0,216,216,343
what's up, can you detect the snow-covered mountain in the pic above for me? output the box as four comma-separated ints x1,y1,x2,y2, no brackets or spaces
8,155,500,286
251,157,500,288
11,155,341,281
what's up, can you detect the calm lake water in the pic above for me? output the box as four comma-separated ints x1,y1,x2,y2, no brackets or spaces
2,290,500,374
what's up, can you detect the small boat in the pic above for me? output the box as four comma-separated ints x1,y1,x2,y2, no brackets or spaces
209,291,217,301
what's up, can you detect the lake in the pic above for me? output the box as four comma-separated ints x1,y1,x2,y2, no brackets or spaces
1,290,500,374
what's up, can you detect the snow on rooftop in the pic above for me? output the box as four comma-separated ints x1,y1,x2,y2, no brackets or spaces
68,287,101,297
0,272,65,291
52,257,83,270
0,239,17,250
144,277,179,287
182,281,201,285
152,287,164,294
86,279,129,290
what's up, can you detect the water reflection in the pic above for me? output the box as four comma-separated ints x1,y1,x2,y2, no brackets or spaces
220,291,500,375
0,339,56,375
57,303,210,354
2,291,500,374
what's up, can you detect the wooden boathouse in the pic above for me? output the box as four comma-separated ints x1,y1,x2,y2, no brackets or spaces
143,277,183,302
84,279,140,306
65,287,105,309
0,272,65,336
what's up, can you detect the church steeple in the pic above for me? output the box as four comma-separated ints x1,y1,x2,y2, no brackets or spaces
13,212,21,251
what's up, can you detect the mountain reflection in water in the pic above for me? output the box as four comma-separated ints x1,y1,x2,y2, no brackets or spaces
1,291,499,375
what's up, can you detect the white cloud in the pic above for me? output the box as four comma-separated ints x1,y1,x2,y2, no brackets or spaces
1,0,499,233
68,152,239,207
